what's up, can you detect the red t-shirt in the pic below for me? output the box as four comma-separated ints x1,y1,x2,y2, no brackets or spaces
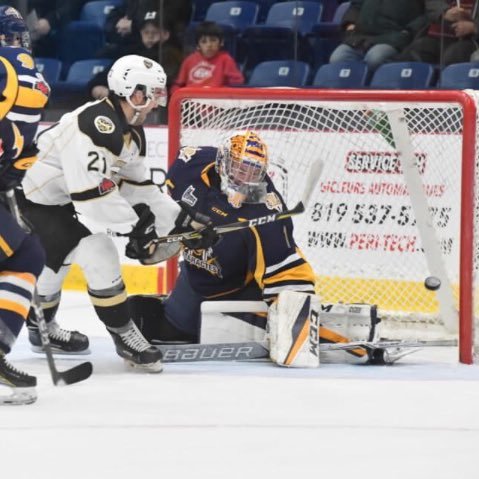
171,50,244,94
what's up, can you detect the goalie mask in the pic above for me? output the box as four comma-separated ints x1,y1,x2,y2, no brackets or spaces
108,55,168,112
0,6,31,50
216,131,268,208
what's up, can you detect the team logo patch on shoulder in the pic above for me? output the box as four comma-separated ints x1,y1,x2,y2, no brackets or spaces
17,52,34,69
94,115,115,134
265,192,283,212
99,178,116,195
178,147,200,162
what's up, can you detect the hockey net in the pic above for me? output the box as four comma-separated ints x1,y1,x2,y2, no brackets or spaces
168,87,478,364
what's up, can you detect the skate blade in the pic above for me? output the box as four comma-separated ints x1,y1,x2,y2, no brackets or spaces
124,359,164,373
31,345,91,356
0,386,37,405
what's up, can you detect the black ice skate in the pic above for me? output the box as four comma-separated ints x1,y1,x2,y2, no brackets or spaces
107,320,163,373
0,353,37,405
28,318,90,355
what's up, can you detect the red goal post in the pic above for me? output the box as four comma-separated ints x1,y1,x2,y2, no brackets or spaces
168,87,478,364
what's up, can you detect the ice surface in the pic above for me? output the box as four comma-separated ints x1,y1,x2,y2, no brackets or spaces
1,292,479,479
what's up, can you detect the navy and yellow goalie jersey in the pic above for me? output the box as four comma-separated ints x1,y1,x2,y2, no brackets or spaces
166,146,316,302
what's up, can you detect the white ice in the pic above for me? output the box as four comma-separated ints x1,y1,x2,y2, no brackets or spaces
1,291,479,479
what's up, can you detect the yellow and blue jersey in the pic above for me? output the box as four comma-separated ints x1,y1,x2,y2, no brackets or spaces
166,146,316,302
0,46,49,173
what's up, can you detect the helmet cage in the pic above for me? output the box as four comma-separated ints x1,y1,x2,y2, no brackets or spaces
0,6,31,50
217,132,268,194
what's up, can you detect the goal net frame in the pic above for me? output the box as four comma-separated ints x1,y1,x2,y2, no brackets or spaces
167,87,477,365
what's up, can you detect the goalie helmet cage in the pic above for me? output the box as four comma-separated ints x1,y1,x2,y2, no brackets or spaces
167,87,478,365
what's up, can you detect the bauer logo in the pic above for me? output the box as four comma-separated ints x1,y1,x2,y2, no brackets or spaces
94,116,115,134
345,151,426,174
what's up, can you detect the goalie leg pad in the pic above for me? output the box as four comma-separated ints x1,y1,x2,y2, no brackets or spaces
268,291,321,368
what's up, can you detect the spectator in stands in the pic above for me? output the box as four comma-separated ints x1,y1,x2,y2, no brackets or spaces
89,11,183,101
397,0,479,66
27,0,87,57
104,0,191,53
170,21,244,95
329,0,427,71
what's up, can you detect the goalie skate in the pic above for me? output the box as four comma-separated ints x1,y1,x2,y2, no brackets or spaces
0,354,37,405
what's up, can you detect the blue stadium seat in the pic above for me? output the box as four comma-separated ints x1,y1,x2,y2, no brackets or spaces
370,62,435,89
65,59,113,85
308,1,350,69
439,62,479,89
242,2,323,75
204,1,259,57
191,0,218,22
50,59,112,107
206,1,259,30
312,61,368,88
261,1,323,35
256,0,278,23
35,58,62,86
248,60,311,86
58,21,105,70
80,1,120,28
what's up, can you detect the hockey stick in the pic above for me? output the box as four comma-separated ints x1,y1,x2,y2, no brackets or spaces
6,190,93,386
153,159,324,245
155,201,306,245
153,338,457,363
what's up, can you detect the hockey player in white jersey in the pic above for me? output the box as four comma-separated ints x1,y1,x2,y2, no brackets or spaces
19,54,216,372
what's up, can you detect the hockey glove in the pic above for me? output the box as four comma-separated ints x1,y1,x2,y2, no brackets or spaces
172,201,221,250
125,203,159,260
0,144,39,192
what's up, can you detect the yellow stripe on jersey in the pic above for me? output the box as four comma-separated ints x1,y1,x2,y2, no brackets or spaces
284,318,310,365
0,298,29,317
250,226,266,289
89,290,128,307
0,271,36,286
0,56,19,120
263,257,315,287
320,326,368,358
165,178,174,190
15,84,48,109
13,154,37,169
200,162,215,187
0,234,14,257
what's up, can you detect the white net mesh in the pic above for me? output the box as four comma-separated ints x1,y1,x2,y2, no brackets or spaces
171,90,479,347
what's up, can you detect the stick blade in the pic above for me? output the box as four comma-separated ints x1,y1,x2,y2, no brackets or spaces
54,361,93,386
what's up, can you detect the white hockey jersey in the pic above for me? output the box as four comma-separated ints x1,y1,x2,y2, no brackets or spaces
22,97,179,235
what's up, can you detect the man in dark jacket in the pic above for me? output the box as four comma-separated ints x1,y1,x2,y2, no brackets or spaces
329,0,427,71
397,0,479,66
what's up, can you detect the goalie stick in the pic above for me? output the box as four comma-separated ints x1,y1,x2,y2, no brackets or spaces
152,338,457,363
6,190,93,386
154,201,305,245
152,159,324,245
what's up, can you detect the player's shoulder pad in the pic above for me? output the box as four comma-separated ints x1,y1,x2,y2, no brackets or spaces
177,145,217,164
78,100,125,156
0,46,34,69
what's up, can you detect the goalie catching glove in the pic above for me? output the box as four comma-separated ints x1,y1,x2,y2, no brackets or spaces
170,201,221,250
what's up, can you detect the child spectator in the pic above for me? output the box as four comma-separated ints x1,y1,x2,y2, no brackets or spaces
88,10,183,101
170,21,244,95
